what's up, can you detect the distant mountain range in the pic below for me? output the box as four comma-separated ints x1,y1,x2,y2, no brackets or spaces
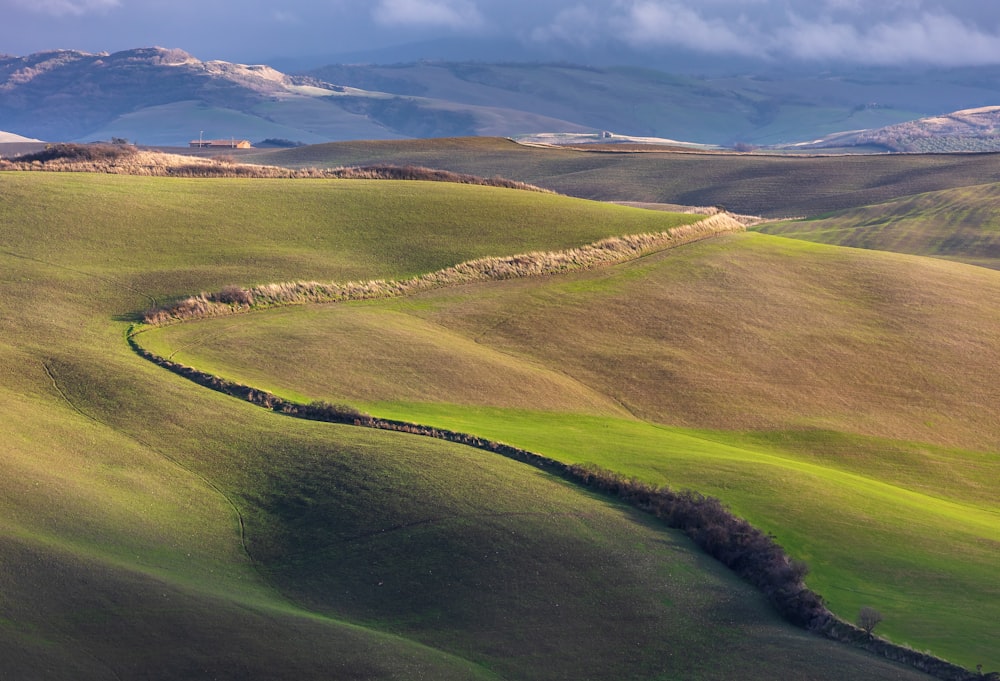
5,47,1000,148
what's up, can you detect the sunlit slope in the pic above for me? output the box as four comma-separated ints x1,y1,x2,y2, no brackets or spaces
151,232,1000,451
247,137,1000,217
143,231,1000,669
0,171,934,679
759,182,1000,269
0,171,700,294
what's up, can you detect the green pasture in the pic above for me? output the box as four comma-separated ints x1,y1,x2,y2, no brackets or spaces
0,170,935,679
141,230,1000,670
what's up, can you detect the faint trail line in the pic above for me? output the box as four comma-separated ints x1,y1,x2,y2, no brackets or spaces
43,361,103,426
2,248,157,309
41,360,254,572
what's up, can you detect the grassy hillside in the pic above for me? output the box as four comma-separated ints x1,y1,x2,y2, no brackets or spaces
758,182,1000,269
247,137,1000,217
0,170,938,679
140,230,1000,670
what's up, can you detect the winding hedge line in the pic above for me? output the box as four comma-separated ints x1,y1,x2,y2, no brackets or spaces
126,330,991,681
142,214,745,325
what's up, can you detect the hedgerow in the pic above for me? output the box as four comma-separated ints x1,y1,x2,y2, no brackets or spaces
142,213,745,325
126,326,992,681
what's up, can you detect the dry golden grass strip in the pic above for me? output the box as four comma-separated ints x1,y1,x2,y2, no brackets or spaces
142,213,745,325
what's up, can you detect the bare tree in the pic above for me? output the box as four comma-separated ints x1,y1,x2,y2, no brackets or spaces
857,606,883,638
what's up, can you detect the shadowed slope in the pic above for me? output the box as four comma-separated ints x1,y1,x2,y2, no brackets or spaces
141,231,1000,669
248,137,1000,217
758,182,1000,269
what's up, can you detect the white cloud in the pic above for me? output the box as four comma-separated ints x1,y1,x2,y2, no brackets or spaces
271,10,299,24
614,1,758,55
372,0,484,30
780,12,1000,65
530,5,603,45
11,0,119,16
525,0,1000,65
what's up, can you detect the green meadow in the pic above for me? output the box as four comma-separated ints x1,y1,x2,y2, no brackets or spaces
1,170,944,679
142,228,1000,670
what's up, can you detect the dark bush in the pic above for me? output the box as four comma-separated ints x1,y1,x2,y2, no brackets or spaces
257,138,305,148
18,142,137,163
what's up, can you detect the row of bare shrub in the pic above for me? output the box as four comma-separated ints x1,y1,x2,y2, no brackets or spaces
130,329,824,629
142,213,746,325
129,330,822,631
127,329,988,681
10,142,139,163
564,464,828,629
324,165,553,192
552,465,991,680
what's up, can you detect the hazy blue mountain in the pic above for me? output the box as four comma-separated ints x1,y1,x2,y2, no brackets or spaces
3,46,1000,147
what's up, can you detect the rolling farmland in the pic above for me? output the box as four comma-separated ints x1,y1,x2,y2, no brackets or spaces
0,170,948,679
3,145,998,678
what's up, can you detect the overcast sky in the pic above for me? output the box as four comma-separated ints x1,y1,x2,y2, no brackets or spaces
5,0,1000,67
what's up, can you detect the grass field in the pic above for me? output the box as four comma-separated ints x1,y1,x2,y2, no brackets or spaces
244,137,1000,218
139,230,1000,670
0,170,943,679
758,182,1000,269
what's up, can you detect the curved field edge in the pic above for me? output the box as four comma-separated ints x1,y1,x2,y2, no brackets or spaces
131,231,1000,672
141,212,741,325
121,222,988,676
126,328,981,681
0,173,715,680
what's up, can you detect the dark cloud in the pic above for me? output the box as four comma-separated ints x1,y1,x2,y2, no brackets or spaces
2,0,1000,66
530,1,1000,65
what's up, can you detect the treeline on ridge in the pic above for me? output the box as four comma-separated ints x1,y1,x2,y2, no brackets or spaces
0,142,551,192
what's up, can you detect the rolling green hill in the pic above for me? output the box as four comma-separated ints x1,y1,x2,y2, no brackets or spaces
758,182,1000,269
137,228,1000,670
0,171,940,679
247,137,1000,217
